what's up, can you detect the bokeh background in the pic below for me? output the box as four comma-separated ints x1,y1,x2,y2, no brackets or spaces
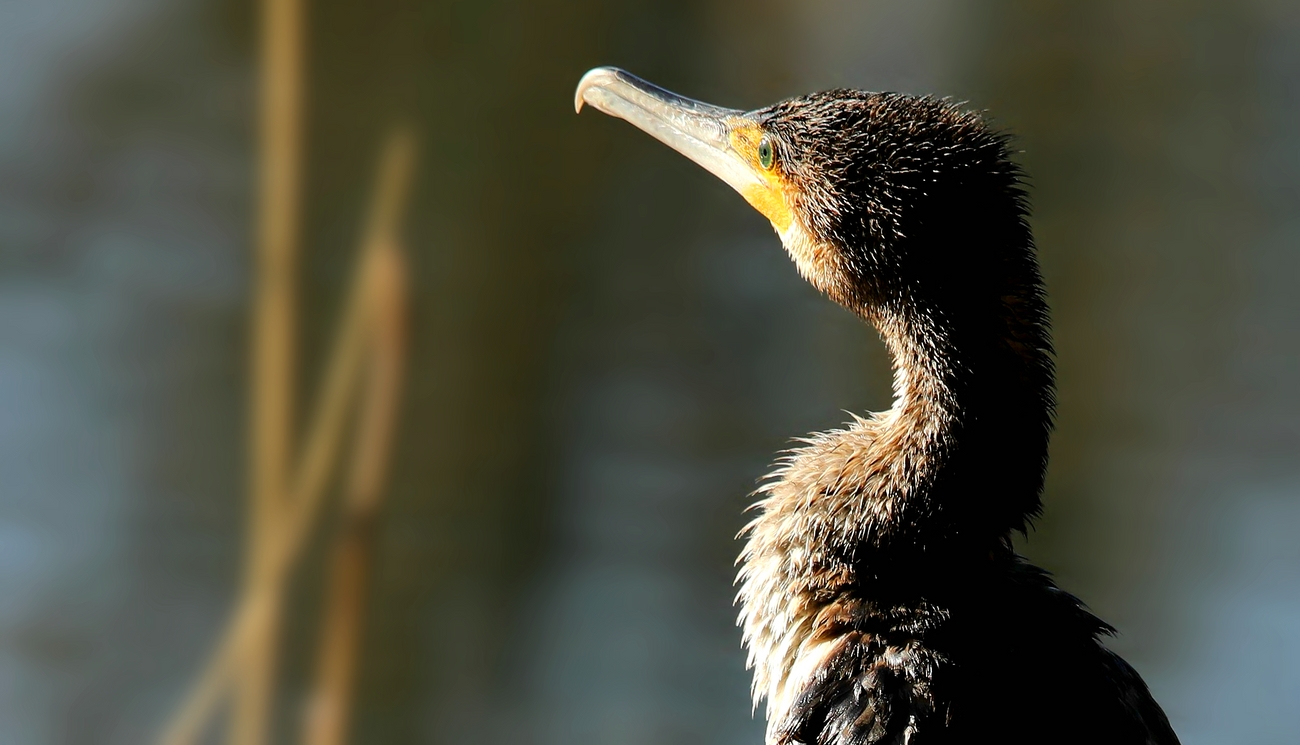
3,0,1299,743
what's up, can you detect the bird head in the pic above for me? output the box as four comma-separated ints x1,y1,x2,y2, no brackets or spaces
575,67,1035,326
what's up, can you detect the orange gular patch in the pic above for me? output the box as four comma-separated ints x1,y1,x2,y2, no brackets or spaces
727,120,796,232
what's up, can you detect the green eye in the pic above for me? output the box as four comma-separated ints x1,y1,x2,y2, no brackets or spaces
758,137,775,170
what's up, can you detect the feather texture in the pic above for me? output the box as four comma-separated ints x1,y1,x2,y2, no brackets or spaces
734,91,1179,745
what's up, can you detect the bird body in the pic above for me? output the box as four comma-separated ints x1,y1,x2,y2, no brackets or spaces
575,68,1179,745
741,437,1175,744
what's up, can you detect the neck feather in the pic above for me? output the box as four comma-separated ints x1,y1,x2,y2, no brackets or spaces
774,216,1055,539
863,285,1055,540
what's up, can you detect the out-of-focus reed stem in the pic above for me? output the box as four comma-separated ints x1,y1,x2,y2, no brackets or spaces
235,0,305,739
156,228,374,745
302,233,409,745
157,130,417,745
280,130,415,571
157,608,243,745
299,130,413,745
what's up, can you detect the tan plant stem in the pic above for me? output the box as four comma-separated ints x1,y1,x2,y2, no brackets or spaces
232,0,306,740
301,239,408,745
156,129,416,745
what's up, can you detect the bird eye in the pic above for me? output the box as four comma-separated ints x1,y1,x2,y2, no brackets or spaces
758,137,775,170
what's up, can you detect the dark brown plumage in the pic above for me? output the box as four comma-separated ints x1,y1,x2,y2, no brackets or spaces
574,69,1181,745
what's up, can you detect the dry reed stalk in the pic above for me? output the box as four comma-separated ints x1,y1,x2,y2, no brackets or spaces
157,242,378,745
156,130,417,745
301,238,408,745
156,607,245,745
280,129,416,568
235,0,305,740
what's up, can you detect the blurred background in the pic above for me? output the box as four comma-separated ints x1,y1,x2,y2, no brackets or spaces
1,0,1298,742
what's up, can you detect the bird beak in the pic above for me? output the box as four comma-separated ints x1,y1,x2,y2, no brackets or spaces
575,67,790,230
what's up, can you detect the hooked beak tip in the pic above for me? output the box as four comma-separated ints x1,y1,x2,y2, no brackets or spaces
574,66,623,115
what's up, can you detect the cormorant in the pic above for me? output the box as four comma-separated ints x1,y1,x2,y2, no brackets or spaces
574,67,1180,745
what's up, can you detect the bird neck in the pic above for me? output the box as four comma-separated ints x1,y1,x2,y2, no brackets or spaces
878,310,964,450
864,290,1054,538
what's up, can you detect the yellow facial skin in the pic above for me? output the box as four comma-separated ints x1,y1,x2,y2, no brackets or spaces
727,120,795,233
